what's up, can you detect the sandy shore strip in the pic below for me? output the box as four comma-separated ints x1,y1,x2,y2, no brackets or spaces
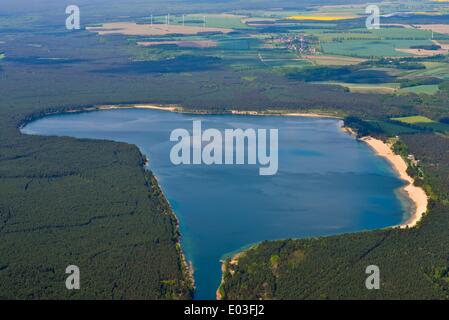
96,104,179,112
361,137,428,229
216,252,244,300
93,104,342,118
230,109,342,118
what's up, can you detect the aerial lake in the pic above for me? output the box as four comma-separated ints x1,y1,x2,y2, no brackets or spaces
22,108,412,300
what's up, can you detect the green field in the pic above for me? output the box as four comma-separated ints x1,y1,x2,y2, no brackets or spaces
322,39,435,57
166,13,251,29
374,120,421,135
316,82,399,94
308,27,432,42
391,115,436,124
97,9,449,89
399,84,440,95
404,62,449,80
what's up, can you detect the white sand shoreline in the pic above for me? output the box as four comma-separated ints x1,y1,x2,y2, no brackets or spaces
229,109,341,118
92,104,428,228
96,104,179,112
95,104,342,118
361,137,428,229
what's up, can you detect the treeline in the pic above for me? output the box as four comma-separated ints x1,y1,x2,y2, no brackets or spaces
410,44,441,51
361,58,425,70
0,124,193,298
94,56,222,74
287,65,394,84
343,116,384,137
399,77,443,89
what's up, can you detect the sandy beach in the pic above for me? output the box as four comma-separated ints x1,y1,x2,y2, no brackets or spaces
230,110,341,118
361,137,428,229
216,252,243,300
95,104,342,118
96,104,179,112
277,112,339,118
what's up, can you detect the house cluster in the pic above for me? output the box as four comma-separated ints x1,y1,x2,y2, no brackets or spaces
407,154,420,167
272,34,318,54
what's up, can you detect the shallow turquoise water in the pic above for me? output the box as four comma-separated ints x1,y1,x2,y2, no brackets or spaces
22,109,410,300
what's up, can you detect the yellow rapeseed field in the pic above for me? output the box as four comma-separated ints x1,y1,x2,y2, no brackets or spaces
287,15,356,21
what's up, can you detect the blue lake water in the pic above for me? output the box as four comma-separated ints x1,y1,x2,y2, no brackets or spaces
22,109,411,300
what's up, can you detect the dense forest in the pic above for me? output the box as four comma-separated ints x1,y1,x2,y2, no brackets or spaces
1,0,449,299
0,107,193,298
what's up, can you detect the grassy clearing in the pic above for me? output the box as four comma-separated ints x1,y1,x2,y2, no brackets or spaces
321,39,435,57
374,121,420,135
176,14,251,29
403,62,449,79
242,76,257,81
391,115,435,123
399,84,440,95
314,81,399,94
307,27,432,42
344,83,398,94
309,27,434,58
303,55,366,66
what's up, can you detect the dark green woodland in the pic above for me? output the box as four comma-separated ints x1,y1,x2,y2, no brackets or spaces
1,0,449,299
